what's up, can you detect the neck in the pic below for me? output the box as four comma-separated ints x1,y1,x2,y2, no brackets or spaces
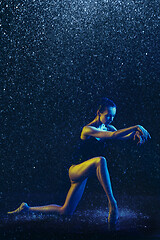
87,116,105,128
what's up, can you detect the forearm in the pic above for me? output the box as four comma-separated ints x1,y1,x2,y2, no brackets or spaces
112,126,137,139
118,131,136,140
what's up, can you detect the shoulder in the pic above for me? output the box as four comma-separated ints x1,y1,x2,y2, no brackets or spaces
107,125,117,131
80,124,99,140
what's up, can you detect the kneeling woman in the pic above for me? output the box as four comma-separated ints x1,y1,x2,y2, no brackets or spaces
8,97,151,225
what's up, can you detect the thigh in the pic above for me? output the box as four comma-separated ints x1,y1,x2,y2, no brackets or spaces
62,178,88,215
69,156,101,183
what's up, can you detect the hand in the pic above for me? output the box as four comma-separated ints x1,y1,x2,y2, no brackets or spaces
136,125,151,141
133,131,145,145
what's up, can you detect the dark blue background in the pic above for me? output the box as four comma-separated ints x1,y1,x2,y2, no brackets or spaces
1,0,159,199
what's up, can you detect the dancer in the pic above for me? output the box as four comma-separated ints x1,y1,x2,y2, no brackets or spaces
8,97,151,226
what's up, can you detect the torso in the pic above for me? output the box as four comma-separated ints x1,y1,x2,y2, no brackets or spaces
80,123,109,141
71,123,113,165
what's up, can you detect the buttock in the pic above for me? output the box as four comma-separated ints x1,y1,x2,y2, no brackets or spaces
68,165,76,180
69,164,76,169
68,164,76,173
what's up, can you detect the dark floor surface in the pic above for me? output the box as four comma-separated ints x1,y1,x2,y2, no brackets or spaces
0,193,159,240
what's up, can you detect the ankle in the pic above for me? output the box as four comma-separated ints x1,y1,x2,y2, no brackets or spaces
109,199,117,209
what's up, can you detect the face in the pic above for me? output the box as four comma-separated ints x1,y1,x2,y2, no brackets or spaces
99,107,116,126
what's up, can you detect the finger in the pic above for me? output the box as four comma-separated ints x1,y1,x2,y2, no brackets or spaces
141,137,145,143
139,130,143,135
142,135,147,141
137,139,141,145
142,136,145,143
140,136,144,144
137,135,141,143
137,127,143,135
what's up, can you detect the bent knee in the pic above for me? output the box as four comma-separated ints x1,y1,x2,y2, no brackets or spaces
60,206,74,216
96,156,107,167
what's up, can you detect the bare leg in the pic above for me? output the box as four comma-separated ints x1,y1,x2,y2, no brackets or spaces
96,157,118,223
28,179,87,215
69,157,116,204
8,179,88,216
69,157,118,223
61,178,88,215
8,156,118,223
29,204,62,214
96,157,116,204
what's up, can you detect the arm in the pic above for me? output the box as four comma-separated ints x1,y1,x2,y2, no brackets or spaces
82,125,138,140
107,124,151,144
108,125,136,140
121,132,136,140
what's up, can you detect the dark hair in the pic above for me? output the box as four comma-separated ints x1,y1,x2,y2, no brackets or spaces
97,97,116,113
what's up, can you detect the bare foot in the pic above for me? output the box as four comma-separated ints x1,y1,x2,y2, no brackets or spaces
7,202,29,214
